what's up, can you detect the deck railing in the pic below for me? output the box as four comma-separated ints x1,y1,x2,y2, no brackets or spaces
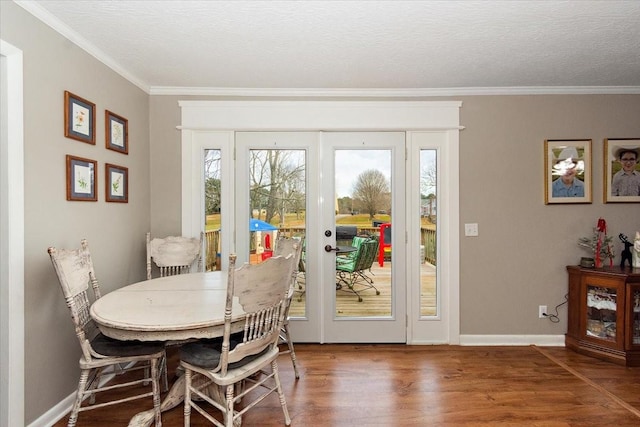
204,226,436,271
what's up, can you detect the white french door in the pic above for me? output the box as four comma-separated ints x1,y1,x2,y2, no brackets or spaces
320,132,406,342
234,132,321,342
179,100,461,345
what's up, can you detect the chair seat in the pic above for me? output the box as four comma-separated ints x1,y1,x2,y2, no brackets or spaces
91,333,165,357
336,257,356,271
179,335,267,370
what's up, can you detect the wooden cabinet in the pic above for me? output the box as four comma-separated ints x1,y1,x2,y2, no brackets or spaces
566,265,640,366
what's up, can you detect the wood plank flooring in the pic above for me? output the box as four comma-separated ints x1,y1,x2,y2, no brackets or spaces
53,344,640,426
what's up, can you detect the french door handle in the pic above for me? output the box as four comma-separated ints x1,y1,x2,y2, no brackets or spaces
324,245,340,253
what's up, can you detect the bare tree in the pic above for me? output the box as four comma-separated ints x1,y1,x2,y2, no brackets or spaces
249,150,305,223
420,151,437,221
352,169,390,220
204,150,221,215
420,156,436,197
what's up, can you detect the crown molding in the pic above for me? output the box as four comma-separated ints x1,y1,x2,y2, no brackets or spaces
15,0,150,93
150,85,640,97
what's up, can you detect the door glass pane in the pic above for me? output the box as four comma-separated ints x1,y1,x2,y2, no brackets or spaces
204,149,222,271
248,149,307,316
420,149,437,316
334,149,391,318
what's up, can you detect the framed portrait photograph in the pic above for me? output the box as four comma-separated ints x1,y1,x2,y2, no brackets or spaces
105,110,128,154
544,139,592,204
64,91,95,144
66,155,97,201
105,163,128,203
603,138,640,203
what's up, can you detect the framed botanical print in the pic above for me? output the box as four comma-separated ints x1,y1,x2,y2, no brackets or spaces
105,163,128,203
105,110,128,154
64,91,95,144
603,138,640,203
66,155,97,201
544,139,592,204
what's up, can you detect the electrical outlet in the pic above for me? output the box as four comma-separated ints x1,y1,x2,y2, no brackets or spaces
539,305,547,319
464,223,479,237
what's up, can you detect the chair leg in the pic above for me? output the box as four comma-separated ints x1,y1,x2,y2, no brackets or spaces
68,369,90,427
354,271,381,295
338,272,364,302
183,368,192,427
224,384,236,427
272,360,292,426
88,368,102,405
159,352,169,392
151,358,162,427
283,324,300,379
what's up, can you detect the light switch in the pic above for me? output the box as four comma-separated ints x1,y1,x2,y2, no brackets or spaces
464,223,479,237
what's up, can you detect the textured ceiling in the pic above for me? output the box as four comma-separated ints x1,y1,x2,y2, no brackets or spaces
16,0,640,95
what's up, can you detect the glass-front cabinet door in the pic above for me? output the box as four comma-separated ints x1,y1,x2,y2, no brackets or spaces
628,284,640,349
582,276,625,350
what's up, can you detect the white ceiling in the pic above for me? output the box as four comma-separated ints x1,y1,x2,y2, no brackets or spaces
16,0,640,96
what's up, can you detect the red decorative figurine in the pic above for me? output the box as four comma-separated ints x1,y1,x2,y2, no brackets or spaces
595,217,613,268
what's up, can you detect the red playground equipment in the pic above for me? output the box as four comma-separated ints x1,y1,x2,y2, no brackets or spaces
378,223,391,267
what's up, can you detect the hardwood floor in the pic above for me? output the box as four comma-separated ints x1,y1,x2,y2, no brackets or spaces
54,344,640,426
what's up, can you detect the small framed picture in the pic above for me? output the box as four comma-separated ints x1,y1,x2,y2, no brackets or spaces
66,155,97,201
64,91,95,144
603,138,640,203
105,110,128,154
105,163,128,203
544,139,592,204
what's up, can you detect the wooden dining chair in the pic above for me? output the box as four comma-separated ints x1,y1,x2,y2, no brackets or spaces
273,236,305,379
48,239,165,427
146,231,204,279
179,253,296,427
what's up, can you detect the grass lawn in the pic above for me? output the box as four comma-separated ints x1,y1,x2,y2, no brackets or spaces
206,212,434,230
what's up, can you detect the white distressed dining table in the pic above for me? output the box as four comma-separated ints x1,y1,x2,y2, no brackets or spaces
90,271,246,427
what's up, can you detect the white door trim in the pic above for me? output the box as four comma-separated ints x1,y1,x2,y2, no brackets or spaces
0,39,25,427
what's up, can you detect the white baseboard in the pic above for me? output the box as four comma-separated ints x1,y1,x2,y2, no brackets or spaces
27,392,74,427
27,370,119,427
458,334,565,347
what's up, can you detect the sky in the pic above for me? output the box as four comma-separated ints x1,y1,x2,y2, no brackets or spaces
334,149,436,198
334,150,391,198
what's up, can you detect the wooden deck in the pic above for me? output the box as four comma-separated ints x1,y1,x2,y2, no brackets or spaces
289,261,436,317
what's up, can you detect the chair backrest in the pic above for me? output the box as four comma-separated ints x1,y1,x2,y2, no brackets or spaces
338,235,368,262
219,253,296,375
337,236,378,273
273,235,304,283
146,232,204,279
355,237,379,271
47,239,101,362
273,236,305,316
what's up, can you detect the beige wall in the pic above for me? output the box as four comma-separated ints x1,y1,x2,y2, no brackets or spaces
457,95,640,334
3,0,640,424
1,2,151,424
149,94,640,337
